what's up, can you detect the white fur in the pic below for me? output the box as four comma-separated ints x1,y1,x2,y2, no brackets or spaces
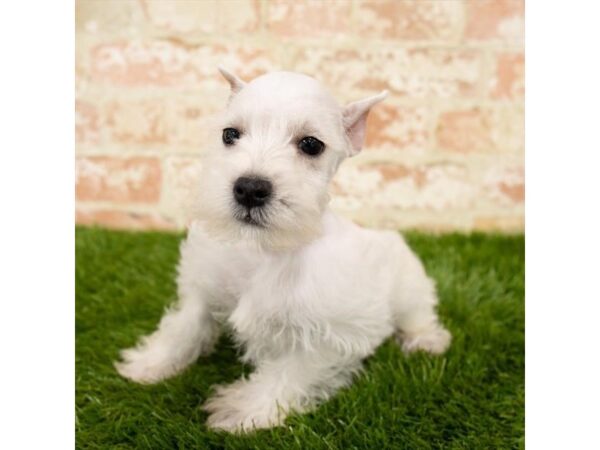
115,70,451,433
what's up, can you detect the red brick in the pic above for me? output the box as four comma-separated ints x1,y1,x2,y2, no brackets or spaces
90,41,274,87
365,104,428,151
465,0,524,43
76,209,175,230
436,108,494,152
333,163,477,211
491,53,524,99
499,182,524,203
103,97,216,148
292,47,482,99
484,165,524,205
266,0,352,38
76,157,161,203
355,0,462,41
367,164,427,187
90,40,192,87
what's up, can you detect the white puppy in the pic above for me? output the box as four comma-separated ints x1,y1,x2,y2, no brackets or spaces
115,68,451,432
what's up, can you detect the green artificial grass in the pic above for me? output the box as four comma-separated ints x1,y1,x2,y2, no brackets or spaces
76,227,524,449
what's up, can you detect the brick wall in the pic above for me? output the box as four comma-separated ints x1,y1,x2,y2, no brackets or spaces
75,0,524,232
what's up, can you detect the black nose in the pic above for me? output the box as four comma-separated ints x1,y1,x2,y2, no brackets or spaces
233,176,273,208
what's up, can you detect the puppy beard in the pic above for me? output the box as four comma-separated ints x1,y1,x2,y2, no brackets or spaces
193,189,327,252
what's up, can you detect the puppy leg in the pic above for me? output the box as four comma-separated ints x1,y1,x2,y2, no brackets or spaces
203,352,359,433
115,293,218,384
395,302,451,355
392,270,451,355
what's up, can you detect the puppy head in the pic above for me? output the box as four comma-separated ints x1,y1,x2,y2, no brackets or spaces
194,68,386,251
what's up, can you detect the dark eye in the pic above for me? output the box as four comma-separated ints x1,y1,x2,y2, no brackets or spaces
298,136,325,157
222,128,241,146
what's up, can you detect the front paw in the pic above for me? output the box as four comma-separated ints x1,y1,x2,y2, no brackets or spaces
203,382,286,433
400,326,452,355
114,346,179,384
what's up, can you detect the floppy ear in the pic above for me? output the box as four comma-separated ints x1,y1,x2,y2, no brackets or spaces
218,66,246,94
343,91,388,155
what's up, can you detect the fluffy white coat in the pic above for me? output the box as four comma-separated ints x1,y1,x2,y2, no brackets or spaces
115,68,451,432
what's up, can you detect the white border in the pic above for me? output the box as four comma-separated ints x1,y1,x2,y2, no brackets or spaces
527,1,600,448
0,1,74,448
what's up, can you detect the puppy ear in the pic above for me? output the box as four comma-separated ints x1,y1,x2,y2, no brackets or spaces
218,66,246,94
343,91,388,155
